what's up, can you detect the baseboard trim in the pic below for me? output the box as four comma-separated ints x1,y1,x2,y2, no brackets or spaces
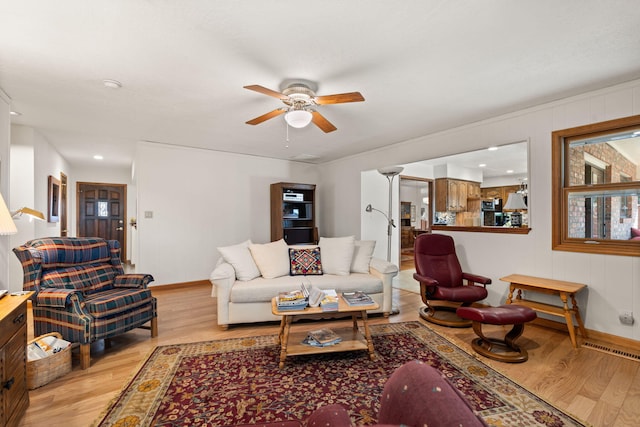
149,280,210,290
530,317,640,353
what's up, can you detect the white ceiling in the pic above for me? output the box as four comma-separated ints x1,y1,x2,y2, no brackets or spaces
2,1,640,168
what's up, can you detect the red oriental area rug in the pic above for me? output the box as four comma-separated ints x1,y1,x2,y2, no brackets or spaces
93,321,586,426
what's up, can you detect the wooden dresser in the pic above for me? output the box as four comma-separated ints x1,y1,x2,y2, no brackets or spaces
0,292,31,427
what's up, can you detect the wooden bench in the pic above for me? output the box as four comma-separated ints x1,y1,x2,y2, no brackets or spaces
500,274,588,348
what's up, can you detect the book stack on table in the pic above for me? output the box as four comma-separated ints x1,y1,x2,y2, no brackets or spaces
302,328,342,347
320,290,339,312
342,291,374,306
276,288,308,311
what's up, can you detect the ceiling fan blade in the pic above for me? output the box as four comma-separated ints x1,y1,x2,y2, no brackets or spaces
246,109,286,125
311,111,337,133
314,91,365,105
243,85,290,100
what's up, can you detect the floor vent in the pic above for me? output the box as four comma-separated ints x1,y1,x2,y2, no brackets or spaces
583,341,640,362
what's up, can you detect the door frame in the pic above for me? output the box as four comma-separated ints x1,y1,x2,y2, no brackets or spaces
60,172,68,236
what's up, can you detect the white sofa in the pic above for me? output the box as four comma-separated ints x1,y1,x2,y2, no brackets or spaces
209,237,398,329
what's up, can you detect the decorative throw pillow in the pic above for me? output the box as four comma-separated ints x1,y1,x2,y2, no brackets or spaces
351,240,376,273
217,240,261,281
318,236,355,276
631,227,640,240
289,247,323,276
249,239,290,279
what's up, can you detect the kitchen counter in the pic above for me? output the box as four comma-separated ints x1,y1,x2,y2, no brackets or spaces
431,224,531,234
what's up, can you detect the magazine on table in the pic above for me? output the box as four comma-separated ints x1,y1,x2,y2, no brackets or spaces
320,294,339,312
276,284,309,309
342,291,374,306
302,328,342,347
277,289,306,303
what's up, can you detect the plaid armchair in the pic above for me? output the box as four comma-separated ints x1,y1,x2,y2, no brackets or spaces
13,237,158,369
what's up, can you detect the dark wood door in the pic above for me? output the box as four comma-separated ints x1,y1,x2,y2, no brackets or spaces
77,183,127,260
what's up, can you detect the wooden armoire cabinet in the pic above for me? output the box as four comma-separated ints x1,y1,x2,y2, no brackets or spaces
270,182,318,245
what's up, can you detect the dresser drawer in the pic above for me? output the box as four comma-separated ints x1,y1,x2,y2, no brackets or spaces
0,301,27,348
3,326,27,405
1,293,31,427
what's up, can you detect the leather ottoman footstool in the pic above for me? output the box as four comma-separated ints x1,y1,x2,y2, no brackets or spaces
456,305,537,363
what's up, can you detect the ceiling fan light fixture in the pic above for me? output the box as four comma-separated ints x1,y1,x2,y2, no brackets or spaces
284,109,313,128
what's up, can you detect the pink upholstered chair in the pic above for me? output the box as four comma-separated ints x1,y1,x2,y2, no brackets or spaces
306,360,487,427
413,233,491,327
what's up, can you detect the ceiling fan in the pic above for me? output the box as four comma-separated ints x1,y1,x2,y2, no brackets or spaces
244,80,365,133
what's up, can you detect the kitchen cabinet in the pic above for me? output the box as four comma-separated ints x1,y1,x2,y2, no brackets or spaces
481,185,520,202
271,182,317,245
435,178,473,212
0,293,30,427
467,182,481,199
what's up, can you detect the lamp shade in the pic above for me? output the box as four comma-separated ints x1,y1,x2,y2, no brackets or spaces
284,110,313,128
0,193,18,235
377,166,404,177
503,193,528,210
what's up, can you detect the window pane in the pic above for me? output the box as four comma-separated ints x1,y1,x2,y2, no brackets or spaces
567,188,639,240
568,129,640,186
97,201,109,217
553,114,640,256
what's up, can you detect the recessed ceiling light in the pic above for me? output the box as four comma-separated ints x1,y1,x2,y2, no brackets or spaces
10,111,22,116
506,169,514,174
478,163,486,167
488,146,498,151
93,155,104,160
103,79,122,89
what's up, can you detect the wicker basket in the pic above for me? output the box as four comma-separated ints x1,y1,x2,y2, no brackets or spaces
27,332,72,389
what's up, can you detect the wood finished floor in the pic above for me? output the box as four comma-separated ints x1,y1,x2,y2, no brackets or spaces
19,282,640,427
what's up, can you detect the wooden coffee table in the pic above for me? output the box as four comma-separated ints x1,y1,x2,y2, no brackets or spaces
271,296,379,368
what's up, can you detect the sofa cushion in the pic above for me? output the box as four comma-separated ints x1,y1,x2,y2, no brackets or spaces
289,247,323,276
218,240,261,281
351,240,376,273
319,236,355,276
35,237,112,268
84,287,154,318
249,239,290,279
229,273,382,304
40,264,117,294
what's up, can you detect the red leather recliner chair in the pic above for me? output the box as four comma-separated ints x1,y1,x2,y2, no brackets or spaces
413,233,491,327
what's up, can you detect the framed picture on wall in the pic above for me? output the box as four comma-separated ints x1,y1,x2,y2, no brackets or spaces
48,175,60,223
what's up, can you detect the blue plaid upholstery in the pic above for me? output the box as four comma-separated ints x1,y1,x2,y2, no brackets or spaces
13,237,157,359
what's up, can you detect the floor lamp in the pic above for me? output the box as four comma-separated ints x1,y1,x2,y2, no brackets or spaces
366,166,404,262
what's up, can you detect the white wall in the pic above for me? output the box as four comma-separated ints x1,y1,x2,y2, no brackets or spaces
319,79,640,341
0,88,11,291
361,170,401,262
134,142,319,286
8,125,69,291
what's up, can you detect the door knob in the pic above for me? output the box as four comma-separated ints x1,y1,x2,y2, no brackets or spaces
116,227,124,231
